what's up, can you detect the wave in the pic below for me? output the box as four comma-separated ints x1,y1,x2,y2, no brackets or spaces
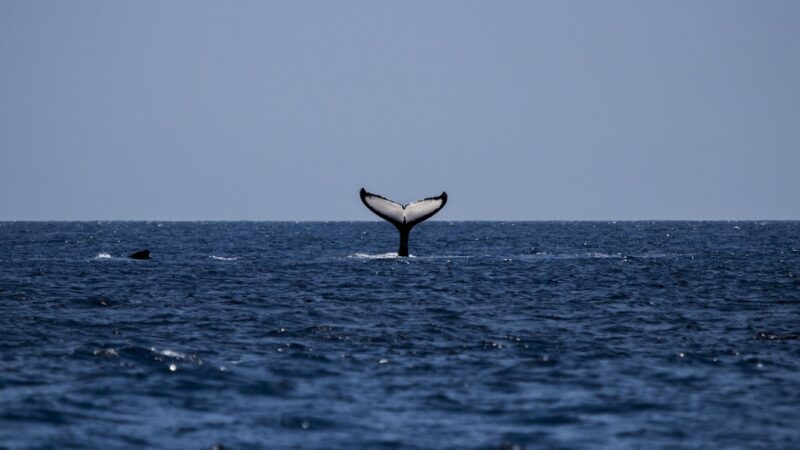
517,251,685,260
210,255,239,261
348,252,414,259
346,252,686,262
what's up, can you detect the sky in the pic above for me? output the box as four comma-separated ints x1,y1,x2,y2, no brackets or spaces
1,1,799,220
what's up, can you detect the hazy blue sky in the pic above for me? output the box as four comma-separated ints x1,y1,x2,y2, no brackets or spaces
1,1,798,220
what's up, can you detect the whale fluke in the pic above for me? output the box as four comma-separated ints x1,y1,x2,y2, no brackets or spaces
128,249,151,260
360,188,447,256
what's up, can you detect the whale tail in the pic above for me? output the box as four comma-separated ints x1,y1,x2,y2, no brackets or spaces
359,188,448,256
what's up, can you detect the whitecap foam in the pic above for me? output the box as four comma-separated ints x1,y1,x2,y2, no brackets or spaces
157,349,187,359
416,255,471,260
587,252,622,259
94,252,112,259
519,251,685,261
348,252,415,259
150,347,204,366
210,255,239,261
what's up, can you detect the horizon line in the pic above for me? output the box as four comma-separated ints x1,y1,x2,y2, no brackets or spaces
1,219,798,223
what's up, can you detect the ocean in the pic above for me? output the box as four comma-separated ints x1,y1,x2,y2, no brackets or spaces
1,221,799,450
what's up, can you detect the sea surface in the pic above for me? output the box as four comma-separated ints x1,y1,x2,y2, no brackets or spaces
1,221,799,450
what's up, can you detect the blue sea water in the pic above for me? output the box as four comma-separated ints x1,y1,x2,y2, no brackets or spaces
1,221,799,450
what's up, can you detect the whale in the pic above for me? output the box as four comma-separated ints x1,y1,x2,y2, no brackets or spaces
128,249,151,260
360,188,448,257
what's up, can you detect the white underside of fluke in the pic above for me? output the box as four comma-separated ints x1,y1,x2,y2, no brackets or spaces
361,195,444,224
360,189,448,227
